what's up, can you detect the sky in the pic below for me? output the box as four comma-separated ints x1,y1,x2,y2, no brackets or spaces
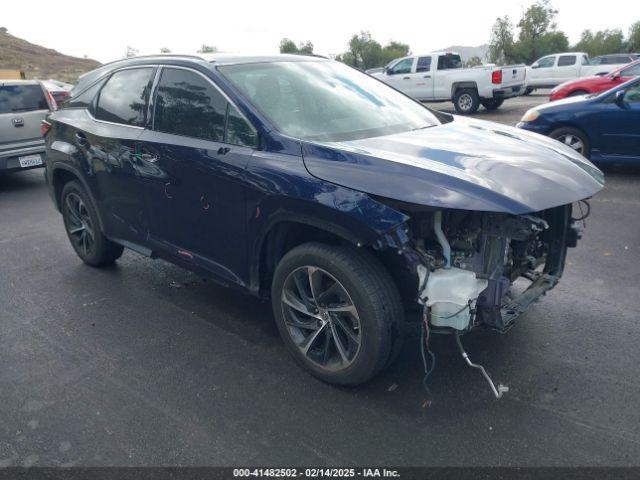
2,0,637,63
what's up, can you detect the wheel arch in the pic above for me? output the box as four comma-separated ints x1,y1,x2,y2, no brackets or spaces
451,81,479,98
51,163,106,232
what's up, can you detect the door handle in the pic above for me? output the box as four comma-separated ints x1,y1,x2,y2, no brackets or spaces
217,146,230,155
423,75,431,78
403,76,411,80
75,132,88,146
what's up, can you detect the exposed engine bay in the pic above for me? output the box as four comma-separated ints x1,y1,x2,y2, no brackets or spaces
376,202,586,398
406,204,580,333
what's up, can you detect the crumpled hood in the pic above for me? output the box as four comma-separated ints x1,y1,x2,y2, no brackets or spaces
301,117,604,214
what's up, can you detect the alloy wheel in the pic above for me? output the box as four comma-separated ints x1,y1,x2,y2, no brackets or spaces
281,266,362,371
64,192,95,257
557,134,584,154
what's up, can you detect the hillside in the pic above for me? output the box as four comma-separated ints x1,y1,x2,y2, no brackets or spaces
0,27,100,83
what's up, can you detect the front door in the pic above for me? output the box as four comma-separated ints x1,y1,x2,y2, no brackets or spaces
598,83,640,160
139,66,258,285
383,57,416,94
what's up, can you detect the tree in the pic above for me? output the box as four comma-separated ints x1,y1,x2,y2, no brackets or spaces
575,29,624,56
516,0,563,64
125,46,138,58
489,16,517,64
381,41,410,65
279,38,314,55
341,31,383,70
197,44,217,53
160,47,171,54
464,56,483,68
629,21,640,52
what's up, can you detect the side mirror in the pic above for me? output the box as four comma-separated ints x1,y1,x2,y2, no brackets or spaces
614,90,628,109
531,62,539,69
610,72,621,80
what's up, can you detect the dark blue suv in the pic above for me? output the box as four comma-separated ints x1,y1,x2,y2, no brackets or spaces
44,54,603,385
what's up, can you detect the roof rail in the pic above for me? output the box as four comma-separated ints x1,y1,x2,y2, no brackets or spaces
98,53,205,68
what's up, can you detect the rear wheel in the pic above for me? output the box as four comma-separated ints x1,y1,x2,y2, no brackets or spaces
271,242,403,386
549,127,591,158
481,98,504,110
453,88,480,114
61,181,124,266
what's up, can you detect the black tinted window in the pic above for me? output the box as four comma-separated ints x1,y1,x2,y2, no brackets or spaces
416,57,432,73
0,85,48,114
437,55,462,70
558,55,576,66
95,68,153,126
153,68,226,142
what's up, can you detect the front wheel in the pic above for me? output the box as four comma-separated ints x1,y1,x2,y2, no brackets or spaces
61,181,124,266
549,127,591,158
481,98,504,110
453,88,480,114
271,243,404,386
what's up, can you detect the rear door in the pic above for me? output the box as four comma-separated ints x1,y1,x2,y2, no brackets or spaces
410,56,434,100
138,66,258,284
86,66,156,244
555,54,580,82
0,83,49,167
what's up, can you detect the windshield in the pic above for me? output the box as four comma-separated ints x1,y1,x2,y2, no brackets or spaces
218,60,440,142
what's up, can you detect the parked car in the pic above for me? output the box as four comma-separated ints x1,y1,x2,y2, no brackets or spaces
524,52,631,93
42,79,74,105
43,54,603,386
549,60,640,101
369,52,526,114
518,77,640,163
589,53,639,66
1,80,56,174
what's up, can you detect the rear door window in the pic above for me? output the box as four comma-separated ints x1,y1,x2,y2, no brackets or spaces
437,55,462,70
0,84,48,114
558,55,576,67
416,57,432,73
95,68,154,127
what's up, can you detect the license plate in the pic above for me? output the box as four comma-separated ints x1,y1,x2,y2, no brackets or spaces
18,154,43,168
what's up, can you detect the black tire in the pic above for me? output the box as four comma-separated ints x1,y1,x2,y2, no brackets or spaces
549,127,591,158
453,88,480,114
523,86,534,96
61,181,124,267
271,242,404,386
481,98,504,110
568,90,588,97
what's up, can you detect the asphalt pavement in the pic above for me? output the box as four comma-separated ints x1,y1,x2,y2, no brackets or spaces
1,91,639,467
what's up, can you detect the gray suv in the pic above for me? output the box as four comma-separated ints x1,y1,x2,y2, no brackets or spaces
0,80,55,174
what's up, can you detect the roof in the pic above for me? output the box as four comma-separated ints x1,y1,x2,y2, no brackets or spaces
202,53,328,65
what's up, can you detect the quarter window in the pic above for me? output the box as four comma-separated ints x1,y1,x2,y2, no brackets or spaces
558,55,576,67
95,68,154,127
153,68,256,147
416,57,432,73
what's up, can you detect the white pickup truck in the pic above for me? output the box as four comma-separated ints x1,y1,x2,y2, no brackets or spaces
525,52,633,92
369,52,526,114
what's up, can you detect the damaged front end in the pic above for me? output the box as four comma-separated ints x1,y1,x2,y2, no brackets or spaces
378,202,583,333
